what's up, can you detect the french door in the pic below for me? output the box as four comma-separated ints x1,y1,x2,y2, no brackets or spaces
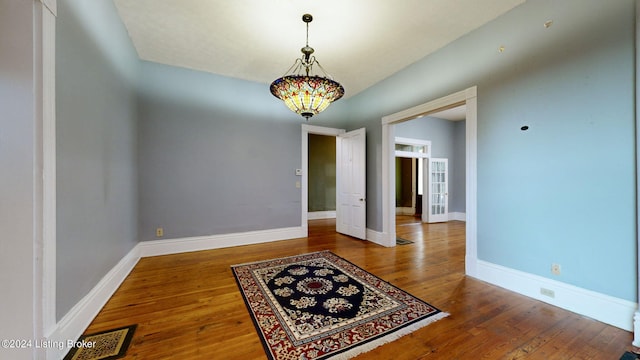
426,158,448,223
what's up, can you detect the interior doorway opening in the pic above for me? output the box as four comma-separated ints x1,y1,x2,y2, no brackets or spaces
301,125,345,237
382,86,478,277
395,157,420,217
308,133,337,221
394,136,430,220
301,125,367,240
394,111,465,250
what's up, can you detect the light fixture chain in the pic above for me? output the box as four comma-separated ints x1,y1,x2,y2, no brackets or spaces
314,60,334,80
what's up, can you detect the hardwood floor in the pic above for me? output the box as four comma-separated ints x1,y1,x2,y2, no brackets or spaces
84,217,633,359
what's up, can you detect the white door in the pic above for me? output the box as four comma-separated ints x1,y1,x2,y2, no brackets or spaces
426,158,448,223
336,128,366,239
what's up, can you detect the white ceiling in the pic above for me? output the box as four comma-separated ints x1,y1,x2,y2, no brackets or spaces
113,0,525,98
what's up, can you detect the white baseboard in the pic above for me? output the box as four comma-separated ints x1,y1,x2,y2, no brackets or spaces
48,226,305,359
53,226,634,360
137,226,306,258
475,260,636,331
465,255,479,278
366,228,389,247
308,211,336,220
47,246,140,360
449,212,466,221
397,212,465,221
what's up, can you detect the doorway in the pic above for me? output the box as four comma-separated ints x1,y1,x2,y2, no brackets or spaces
302,125,367,240
382,86,478,277
308,133,337,221
394,116,460,250
394,136,431,221
301,125,345,237
395,157,418,216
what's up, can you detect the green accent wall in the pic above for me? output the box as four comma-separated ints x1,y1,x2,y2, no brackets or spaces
308,134,336,212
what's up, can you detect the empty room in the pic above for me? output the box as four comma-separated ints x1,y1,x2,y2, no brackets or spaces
2,0,639,359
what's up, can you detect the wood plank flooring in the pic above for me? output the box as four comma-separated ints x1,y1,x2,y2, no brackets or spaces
83,217,633,359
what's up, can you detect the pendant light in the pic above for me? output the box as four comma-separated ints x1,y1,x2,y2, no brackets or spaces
270,14,344,120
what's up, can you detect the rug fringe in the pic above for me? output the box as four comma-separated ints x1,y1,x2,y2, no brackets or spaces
328,312,449,359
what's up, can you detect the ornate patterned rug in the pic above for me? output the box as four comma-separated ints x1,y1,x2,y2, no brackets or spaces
232,251,447,359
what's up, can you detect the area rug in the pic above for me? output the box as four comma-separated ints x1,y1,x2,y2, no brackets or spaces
63,324,136,360
232,251,447,359
621,352,640,360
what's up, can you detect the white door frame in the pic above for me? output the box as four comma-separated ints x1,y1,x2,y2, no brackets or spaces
633,0,640,347
381,86,478,277
301,124,345,237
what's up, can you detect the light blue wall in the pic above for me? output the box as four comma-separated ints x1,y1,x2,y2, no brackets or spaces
0,1,40,353
56,0,139,319
343,0,636,301
395,117,466,213
137,62,309,240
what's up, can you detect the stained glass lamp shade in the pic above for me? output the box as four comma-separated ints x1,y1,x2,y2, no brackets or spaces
270,75,344,120
270,14,344,120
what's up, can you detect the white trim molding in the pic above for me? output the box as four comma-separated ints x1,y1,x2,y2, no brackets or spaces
42,3,57,340
381,86,478,278
48,225,306,358
47,247,140,360
634,0,640,348
308,211,337,220
476,260,636,332
40,0,57,16
448,212,466,221
366,228,386,247
382,88,475,126
138,227,306,258
464,92,478,277
46,221,424,359
393,212,466,222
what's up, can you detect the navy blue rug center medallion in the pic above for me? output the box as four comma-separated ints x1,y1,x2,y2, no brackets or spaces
267,264,365,320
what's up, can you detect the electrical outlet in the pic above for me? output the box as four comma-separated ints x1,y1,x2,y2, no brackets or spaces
156,227,164,237
540,288,555,298
551,263,561,275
